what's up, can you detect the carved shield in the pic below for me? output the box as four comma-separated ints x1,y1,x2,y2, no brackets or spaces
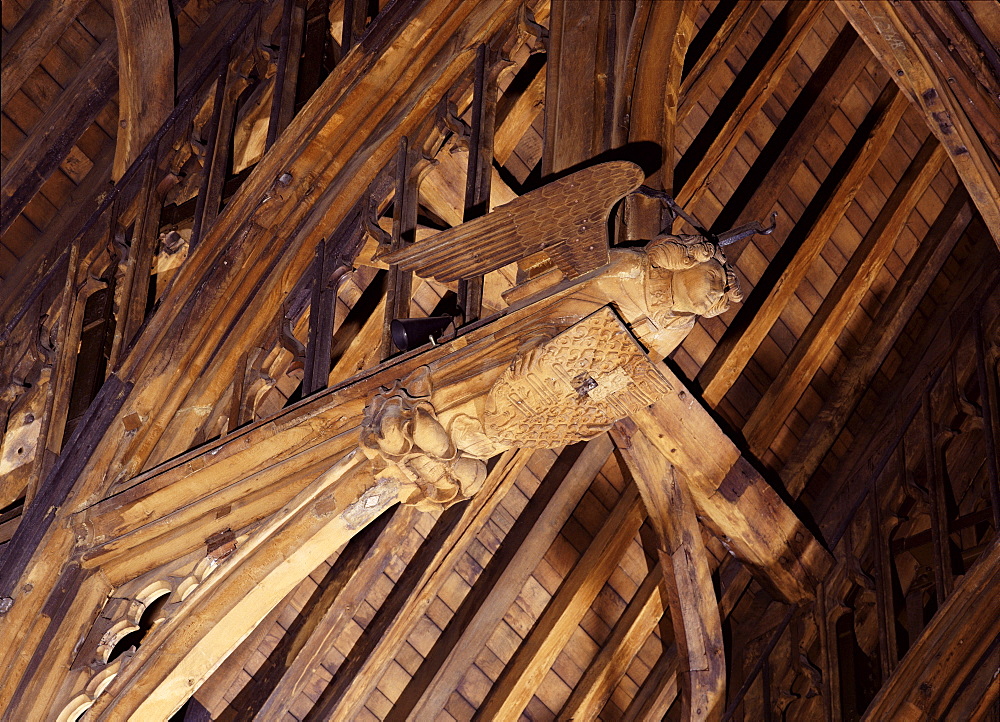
483,307,674,447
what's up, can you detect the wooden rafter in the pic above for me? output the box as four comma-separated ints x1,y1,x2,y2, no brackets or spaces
697,83,908,406
674,0,823,207
0,0,90,110
0,36,118,235
476,485,645,720
712,25,871,258
233,504,419,718
3,0,995,717
836,0,1000,242
302,449,534,721
395,436,614,720
816,256,999,544
562,547,751,720
623,642,679,720
557,559,664,720
677,0,763,125
780,187,972,496
742,136,947,455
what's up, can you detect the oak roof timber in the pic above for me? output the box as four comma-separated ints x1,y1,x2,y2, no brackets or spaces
0,0,91,110
109,0,174,179
2,0,525,716
1,0,998,719
837,0,1000,243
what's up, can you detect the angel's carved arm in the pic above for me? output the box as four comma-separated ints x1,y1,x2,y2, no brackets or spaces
646,235,717,270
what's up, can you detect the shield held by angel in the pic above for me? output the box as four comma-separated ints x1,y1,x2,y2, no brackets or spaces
381,160,775,361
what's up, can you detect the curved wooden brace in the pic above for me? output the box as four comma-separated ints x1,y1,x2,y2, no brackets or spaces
110,0,175,180
618,0,700,237
613,418,726,721
83,449,390,720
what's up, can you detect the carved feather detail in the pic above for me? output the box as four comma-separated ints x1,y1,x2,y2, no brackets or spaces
380,161,645,281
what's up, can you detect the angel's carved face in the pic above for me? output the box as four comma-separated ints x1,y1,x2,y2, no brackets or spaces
670,260,728,315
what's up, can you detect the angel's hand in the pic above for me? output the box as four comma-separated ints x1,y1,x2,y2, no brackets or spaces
687,239,716,264
648,237,717,270
511,344,545,377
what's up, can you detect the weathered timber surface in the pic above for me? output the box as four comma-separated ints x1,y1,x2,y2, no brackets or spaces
862,539,1000,720
614,421,725,721
630,392,831,605
109,0,174,180
837,0,1000,242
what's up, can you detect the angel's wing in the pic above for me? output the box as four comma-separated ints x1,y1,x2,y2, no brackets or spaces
379,161,644,282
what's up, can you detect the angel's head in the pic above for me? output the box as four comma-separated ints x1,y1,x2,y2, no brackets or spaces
669,258,742,317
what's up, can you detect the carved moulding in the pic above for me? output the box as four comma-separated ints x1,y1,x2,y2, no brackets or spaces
55,538,241,722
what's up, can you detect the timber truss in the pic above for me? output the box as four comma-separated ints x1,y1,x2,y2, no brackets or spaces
1,0,998,720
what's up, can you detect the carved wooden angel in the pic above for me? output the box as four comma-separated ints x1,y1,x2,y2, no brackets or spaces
382,160,774,360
